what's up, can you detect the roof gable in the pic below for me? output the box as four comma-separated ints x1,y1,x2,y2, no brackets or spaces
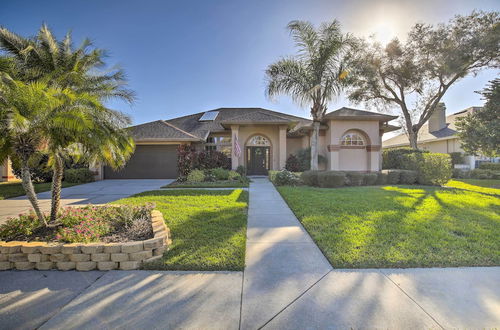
324,107,398,121
129,120,201,141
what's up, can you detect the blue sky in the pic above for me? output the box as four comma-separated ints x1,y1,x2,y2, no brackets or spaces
2,0,499,125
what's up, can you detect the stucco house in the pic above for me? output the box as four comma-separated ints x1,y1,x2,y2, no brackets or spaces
383,106,495,169
0,107,399,181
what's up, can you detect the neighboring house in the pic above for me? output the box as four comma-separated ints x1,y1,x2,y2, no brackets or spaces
0,107,399,181
383,106,496,169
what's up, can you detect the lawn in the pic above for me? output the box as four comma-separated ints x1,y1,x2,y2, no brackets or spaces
277,185,500,268
162,180,249,188
446,179,500,196
0,181,80,200
115,189,248,271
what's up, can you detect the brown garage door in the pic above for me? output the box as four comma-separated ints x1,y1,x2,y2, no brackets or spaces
104,144,178,179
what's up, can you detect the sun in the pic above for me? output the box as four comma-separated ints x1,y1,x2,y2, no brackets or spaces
371,22,397,45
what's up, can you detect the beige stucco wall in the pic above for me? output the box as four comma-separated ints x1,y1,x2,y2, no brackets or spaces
1,158,16,182
286,137,303,157
419,138,463,154
339,149,368,171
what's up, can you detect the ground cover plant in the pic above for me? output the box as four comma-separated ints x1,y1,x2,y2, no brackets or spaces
0,181,79,200
166,167,249,188
0,204,155,243
277,185,500,268
115,189,248,271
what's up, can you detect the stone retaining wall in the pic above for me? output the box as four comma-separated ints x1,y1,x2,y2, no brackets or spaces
0,210,170,271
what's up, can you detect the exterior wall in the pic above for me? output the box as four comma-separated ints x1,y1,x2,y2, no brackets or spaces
419,138,464,154
286,137,303,157
1,158,16,182
325,120,382,172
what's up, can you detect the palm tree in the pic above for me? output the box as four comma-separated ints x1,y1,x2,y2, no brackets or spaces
0,24,135,223
266,20,355,170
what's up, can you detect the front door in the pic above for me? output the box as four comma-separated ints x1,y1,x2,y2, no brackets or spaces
247,146,270,175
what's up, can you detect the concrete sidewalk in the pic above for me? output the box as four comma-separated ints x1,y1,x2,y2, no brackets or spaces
0,178,499,328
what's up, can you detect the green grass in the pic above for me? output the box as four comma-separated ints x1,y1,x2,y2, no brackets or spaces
162,180,249,188
445,179,500,196
0,181,80,200
277,185,500,268
114,189,248,271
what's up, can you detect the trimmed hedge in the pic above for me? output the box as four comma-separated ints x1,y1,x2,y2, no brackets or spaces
479,162,500,171
382,169,401,184
64,168,94,184
376,172,388,185
186,169,205,182
363,173,378,185
317,171,346,188
382,148,428,169
345,172,364,186
400,170,418,184
449,152,465,165
470,168,500,179
274,170,301,186
301,170,320,186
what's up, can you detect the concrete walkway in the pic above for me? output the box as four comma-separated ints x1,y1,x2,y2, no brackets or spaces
0,178,499,328
0,179,172,225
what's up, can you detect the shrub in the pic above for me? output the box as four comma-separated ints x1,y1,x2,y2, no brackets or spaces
449,152,465,166
363,173,378,185
285,154,302,172
63,168,94,183
228,171,241,181
268,170,279,183
0,212,41,239
296,147,327,171
10,153,53,183
274,170,301,186
301,170,320,186
236,165,247,177
195,150,231,170
470,169,498,179
479,162,500,171
452,168,470,179
382,169,401,184
399,170,418,184
317,171,346,188
186,169,205,182
412,153,452,185
345,172,364,186
382,148,428,169
376,172,388,185
210,167,230,180
177,145,196,177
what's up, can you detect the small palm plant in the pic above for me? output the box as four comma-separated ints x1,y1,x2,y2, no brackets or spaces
266,20,356,170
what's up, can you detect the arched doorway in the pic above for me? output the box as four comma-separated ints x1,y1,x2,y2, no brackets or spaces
246,135,271,175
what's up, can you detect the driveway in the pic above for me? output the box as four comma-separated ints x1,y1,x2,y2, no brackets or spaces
0,179,172,224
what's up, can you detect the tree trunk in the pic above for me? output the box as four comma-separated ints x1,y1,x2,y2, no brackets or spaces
20,164,47,226
408,129,419,150
310,121,320,170
50,155,64,223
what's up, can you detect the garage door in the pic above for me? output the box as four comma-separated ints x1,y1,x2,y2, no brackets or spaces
104,145,178,179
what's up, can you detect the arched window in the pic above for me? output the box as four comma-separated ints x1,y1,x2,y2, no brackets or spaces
247,135,271,146
341,132,365,146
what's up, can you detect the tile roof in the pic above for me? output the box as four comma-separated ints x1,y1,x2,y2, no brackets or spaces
383,107,479,147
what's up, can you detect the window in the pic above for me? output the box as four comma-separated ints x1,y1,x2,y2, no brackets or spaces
247,135,270,146
204,135,232,155
341,132,365,146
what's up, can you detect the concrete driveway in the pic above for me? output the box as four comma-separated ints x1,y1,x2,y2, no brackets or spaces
0,179,172,224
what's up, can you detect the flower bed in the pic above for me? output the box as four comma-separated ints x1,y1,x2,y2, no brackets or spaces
0,206,171,271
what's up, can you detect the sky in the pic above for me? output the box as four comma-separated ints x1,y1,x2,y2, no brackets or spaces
2,0,499,128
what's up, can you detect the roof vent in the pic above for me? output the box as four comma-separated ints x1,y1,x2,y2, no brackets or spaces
199,111,219,121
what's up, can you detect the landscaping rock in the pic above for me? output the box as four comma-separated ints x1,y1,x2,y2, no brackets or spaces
103,243,122,254
76,261,97,271
0,261,12,270
91,253,110,262
40,245,62,254
1,241,23,253
80,244,104,254
121,242,143,253
35,261,54,270
129,250,152,261
50,254,69,262
97,261,117,270
15,261,35,270
119,260,142,270
21,242,45,254
61,244,81,254
9,253,28,262
143,237,163,250
153,246,166,256
110,253,129,262
0,254,8,262
27,254,49,263
57,261,76,271
69,254,91,262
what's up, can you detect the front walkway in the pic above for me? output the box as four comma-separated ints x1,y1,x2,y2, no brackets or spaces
0,179,172,225
0,178,499,328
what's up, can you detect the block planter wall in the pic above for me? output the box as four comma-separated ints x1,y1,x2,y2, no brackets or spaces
0,210,170,271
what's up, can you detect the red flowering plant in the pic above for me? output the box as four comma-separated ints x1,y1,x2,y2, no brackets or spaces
0,212,41,239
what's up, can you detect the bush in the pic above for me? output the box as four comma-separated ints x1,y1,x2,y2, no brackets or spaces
285,154,302,172
64,168,94,183
11,153,53,183
236,165,247,177
296,147,327,171
228,171,241,181
274,170,301,186
345,172,364,186
376,172,388,185
317,171,346,188
413,153,452,185
470,168,499,179
177,145,196,177
195,150,231,170
399,170,418,184
449,152,465,166
382,148,428,169
268,170,279,183
186,169,205,182
210,167,230,180
382,169,401,184
452,168,470,179
479,162,500,171
301,170,320,186
363,173,378,185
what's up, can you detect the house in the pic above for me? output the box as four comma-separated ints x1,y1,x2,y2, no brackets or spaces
0,107,399,181
382,106,495,169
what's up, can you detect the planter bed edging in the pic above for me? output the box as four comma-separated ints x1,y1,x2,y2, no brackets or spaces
0,210,171,271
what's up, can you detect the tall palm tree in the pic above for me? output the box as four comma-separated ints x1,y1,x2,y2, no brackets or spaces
0,24,135,223
266,20,355,170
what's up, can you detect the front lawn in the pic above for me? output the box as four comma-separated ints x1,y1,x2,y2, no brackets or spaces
162,180,249,188
0,181,80,200
115,189,248,271
446,179,500,196
277,185,500,268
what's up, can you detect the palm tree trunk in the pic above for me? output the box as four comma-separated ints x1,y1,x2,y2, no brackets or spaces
20,164,47,225
50,155,64,223
310,121,320,170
